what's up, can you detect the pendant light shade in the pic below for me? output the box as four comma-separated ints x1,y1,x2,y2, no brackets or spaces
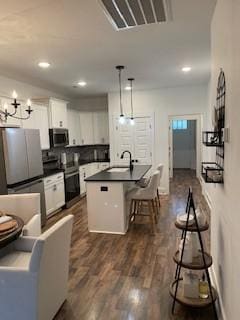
116,65,125,124
128,77,135,125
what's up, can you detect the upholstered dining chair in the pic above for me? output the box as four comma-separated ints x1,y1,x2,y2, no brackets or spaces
0,214,74,320
0,193,42,237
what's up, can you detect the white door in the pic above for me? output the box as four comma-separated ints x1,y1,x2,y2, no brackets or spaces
114,119,134,166
133,118,153,165
113,117,153,166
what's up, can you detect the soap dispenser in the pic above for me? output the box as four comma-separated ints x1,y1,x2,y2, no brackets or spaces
199,273,209,299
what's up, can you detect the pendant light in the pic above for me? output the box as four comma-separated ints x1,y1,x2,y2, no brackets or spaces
116,65,125,124
128,78,135,125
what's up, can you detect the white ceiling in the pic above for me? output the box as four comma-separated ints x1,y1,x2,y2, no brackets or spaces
0,0,216,98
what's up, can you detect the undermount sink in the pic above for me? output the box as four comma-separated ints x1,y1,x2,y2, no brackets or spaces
107,168,129,173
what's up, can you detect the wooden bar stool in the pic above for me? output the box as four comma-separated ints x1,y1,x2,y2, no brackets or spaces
128,171,160,234
156,164,164,209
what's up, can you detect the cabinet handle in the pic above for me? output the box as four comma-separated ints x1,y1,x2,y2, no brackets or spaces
73,139,75,145
82,139,84,144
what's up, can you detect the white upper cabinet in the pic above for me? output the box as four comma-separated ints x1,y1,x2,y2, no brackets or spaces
67,109,81,146
0,97,22,127
22,103,50,150
93,111,109,144
48,98,68,129
79,112,94,145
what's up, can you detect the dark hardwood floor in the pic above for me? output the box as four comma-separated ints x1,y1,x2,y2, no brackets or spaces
47,169,215,320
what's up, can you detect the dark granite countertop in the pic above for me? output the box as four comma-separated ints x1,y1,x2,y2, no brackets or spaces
43,168,64,178
79,159,110,166
43,159,110,178
85,165,151,182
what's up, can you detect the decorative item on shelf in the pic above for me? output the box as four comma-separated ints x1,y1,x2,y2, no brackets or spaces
177,213,194,226
199,273,209,299
0,91,33,122
202,69,225,184
179,235,192,263
201,162,224,183
116,65,125,124
183,271,199,299
195,208,206,226
170,187,218,319
190,232,201,258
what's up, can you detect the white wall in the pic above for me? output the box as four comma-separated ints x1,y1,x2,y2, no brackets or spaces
108,84,208,193
0,74,68,101
173,120,196,169
202,1,240,319
70,95,108,111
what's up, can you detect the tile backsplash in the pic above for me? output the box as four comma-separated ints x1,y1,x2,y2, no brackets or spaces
42,145,110,163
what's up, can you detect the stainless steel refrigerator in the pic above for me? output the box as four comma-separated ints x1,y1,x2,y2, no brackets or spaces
0,127,46,226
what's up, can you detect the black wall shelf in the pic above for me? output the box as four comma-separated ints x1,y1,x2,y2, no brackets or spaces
202,131,224,147
201,162,224,184
202,69,226,183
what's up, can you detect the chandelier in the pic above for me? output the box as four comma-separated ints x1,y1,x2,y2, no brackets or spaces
0,91,33,122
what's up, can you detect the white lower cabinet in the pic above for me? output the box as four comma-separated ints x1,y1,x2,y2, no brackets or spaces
79,162,110,196
99,162,110,171
79,166,87,195
44,173,65,217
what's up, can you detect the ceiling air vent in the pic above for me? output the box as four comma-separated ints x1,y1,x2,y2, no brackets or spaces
100,0,172,30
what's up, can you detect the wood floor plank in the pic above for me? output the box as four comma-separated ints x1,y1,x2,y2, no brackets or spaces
50,169,215,320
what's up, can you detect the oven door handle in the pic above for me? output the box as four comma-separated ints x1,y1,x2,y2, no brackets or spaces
65,172,79,179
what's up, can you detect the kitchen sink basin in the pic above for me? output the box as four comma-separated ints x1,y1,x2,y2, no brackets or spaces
107,168,129,173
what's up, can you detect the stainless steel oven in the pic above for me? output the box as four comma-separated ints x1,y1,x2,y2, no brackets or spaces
49,128,69,147
64,169,80,208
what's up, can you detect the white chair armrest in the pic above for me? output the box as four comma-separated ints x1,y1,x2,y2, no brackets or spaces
23,214,41,237
13,236,37,252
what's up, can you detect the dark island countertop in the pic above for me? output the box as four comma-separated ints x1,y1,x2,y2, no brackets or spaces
85,165,151,182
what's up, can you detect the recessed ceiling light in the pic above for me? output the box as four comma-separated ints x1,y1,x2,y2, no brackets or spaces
38,61,50,69
78,81,87,87
182,66,191,73
125,86,131,91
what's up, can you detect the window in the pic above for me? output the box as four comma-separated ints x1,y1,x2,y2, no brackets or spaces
172,120,188,130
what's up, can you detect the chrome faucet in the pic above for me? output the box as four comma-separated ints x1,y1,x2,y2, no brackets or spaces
120,150,133,171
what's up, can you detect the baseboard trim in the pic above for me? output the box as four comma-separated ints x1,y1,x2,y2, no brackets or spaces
199,177,212,211
209,266,227,320
88,229,126,235
200,181,226,319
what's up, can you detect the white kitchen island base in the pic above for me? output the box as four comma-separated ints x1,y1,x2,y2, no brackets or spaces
86,181,134,234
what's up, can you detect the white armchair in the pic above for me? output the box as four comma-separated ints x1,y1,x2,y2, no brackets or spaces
0,193,41,236
0,214,74,320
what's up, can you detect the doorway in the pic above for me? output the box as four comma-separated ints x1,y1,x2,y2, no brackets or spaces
169,115,202,179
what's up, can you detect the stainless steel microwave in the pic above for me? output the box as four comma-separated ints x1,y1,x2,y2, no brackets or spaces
49,128,69,147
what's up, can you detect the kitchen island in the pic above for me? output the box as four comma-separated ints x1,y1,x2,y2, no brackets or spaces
85,165,151,234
